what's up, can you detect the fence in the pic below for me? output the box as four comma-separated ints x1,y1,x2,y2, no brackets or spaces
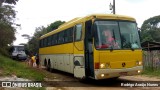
143,50,160,70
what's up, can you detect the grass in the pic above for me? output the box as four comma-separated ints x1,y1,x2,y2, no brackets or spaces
0,54,47,90
141,66,160,78
0,54,45,81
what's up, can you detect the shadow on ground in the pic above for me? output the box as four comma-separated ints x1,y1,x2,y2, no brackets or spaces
44,69,131,87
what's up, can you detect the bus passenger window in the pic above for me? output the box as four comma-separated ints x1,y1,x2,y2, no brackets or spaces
52,35,55,45
54,35,57,45
48,36,51,46
57,33,60,44
68,28,73,42
60,31,64,44
44,38,47,47
64,30,67,43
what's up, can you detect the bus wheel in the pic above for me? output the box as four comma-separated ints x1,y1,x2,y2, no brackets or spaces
44,59,47,67
78,77,92,83
47,60,52,72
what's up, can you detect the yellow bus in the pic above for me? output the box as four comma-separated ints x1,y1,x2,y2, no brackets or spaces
39,14,143,80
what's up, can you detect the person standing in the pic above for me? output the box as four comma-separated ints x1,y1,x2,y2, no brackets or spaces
36,54,40,68
31,55,37,67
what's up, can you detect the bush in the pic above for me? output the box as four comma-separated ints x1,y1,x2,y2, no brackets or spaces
0,48,9,57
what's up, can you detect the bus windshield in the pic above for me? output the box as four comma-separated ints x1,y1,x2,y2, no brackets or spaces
94,20,141,50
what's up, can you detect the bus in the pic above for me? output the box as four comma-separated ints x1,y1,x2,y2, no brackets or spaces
39,14,143,80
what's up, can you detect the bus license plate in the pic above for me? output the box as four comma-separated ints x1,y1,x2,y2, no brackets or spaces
120,72,127,75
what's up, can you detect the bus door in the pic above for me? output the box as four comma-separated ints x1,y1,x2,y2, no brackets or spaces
84,20,94,78
73,23,85,79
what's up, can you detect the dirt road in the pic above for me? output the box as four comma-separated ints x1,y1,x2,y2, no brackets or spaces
0,67,160,90
44,69,160,90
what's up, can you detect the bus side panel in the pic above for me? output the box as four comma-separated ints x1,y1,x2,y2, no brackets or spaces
39,43,74,74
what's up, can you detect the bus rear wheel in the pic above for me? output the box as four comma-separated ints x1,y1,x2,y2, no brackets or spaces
47,60,52,72
44,59,47,67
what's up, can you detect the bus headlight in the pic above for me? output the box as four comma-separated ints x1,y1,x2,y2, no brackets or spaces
138,70,141,73
100,63,106,69
101,74,105,77
136,61,142,66
100,63,110,69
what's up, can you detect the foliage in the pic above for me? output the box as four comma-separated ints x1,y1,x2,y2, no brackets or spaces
27,26,47,54
0,54,45,81
0,1,18,56
142,66,160,77
141,15,160,42
26,20,65,54
0,0,18,5
46,20,65,32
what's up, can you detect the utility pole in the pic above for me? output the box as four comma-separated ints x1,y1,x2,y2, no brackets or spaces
109,0,116,14
113,0,115,14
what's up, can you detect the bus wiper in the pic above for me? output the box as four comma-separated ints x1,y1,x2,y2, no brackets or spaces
131,47,134,51
110,46,113,52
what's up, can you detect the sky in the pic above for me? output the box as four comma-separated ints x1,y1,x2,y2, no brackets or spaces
13,0,160,45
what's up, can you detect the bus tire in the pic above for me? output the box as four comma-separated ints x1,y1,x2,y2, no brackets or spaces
47,60,52,72
44,59,47,67
78,77,92,83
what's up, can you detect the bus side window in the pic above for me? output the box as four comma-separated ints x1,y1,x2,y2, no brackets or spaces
64,29,68,43
55,34,58,45
44,38,47,47
51,35,54,45
57,33,60,44
59,32,63,44
69,27,73,42
75,24,82,41
48,36,51,46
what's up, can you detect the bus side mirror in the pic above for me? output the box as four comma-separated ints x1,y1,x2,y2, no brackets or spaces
138,28,141,37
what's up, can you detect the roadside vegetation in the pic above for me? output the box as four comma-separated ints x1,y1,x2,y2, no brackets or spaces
0,54,45,81
142,67,160,78
0,0,19,56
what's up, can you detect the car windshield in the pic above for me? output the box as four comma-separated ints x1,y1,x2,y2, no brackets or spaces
16,46,25,51
94,20,141,50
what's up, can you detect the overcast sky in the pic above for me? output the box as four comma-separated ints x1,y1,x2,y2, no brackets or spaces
13,0,160,45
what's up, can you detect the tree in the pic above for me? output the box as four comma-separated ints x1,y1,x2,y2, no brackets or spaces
26,20,65,54
0,0,18,56
141,15,160,42
46,20,65,32
22,34,31,40
27,26,47,54
0,5,17,47
0,0,18,6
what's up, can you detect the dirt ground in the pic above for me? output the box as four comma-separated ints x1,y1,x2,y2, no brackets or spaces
0,67,160,90
37,67,160,90
45,71,160,90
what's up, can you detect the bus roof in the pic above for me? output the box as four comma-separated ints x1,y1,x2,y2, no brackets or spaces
40,14,136,39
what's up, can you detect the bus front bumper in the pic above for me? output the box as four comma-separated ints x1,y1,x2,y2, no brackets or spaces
94,66,143,80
